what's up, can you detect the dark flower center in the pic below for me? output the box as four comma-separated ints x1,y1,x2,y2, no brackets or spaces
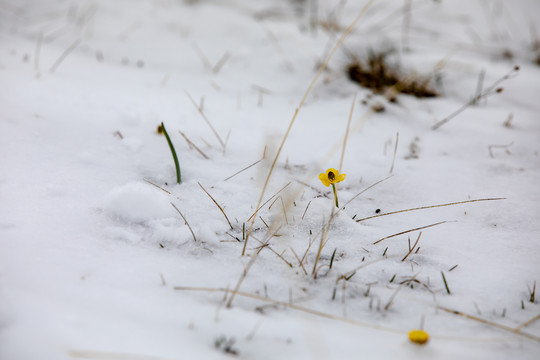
328,171,335,181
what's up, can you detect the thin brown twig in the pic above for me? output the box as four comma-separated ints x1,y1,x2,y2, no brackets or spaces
212,51,230,73
402,232,422,261
185,91,226,149
389,132,399,174
34,32,42,76
264,26,295,71
385,272,420,311
170,203,197,242
374,221,447,245
174,286,535,343
224,158,263,181
343,256,399,280
198,182,233,230
339,93,356,172
280,197,288,225
246,182,291,222
268,196,281,210
515,313,540,331
357,198,505,223
291,248,308,275
144,179,171,194
312,212,334,278
294,179,329,198
178,131,209,159
432,66,519,130
192,43,212,70
69,349,172,360
226,225,282,307
401,0,412,52
175,286,403,334
252,238,293,268
488,142,513,158
301,200,312,220
259,216,269,229
342,175,394,210
438,306,540,343
49,38,81,73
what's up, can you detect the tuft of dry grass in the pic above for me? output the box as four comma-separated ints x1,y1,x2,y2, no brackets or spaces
346,50,438,98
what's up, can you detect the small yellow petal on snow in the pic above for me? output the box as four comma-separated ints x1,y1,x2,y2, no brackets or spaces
408,330,429,345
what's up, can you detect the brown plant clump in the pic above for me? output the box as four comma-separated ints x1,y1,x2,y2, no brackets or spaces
347,52,437,98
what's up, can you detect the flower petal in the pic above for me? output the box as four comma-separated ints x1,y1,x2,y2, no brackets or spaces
318,173,331,187
326,168,338,176
336,173,346,182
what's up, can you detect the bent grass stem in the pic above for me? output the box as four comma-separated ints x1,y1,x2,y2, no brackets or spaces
161,122,181,184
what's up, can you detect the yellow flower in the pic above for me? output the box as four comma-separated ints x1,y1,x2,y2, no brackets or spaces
408,329,429,345
318,168,346,187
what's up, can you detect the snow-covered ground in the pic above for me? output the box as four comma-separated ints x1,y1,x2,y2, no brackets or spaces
1,0,540,359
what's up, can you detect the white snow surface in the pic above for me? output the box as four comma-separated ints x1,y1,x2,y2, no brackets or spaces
1,0,540,359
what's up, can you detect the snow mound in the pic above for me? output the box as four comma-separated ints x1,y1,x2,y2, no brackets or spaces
103,182,172,223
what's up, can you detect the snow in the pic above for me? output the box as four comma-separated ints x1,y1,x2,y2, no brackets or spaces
1,0,540,359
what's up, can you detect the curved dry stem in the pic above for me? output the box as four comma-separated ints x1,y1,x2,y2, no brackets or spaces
229,0,375,309
242,0,376,256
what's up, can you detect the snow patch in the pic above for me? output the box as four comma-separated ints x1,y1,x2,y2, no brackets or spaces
103,182,172,223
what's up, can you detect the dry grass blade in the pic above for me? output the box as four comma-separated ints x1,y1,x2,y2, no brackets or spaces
339,93,356,172
212,51,230,73
401,0,412,52
342,175,394,209
69,349,172,360
432,66,520,130
246,182,291,222
515,313,540,331
34,32,42,76
302,200,312,220
264,26,295,71
259,216,269,229
373,221,447,245
401,232,421,261
488,142,513,158
385,272,420,311
178,130,209,159
280,197,288,224
185,91,226,149
144,179,171,194
227,225,282,308
343,256,398,280
389,132,399,174
242,0,376,256
224,158,263,181
306,175,395,274
312,213,333,278
170,203,197,242
49,38,81,73
253,241,292,268
198,182,233,230
192,43,212,70
174,286,403,334
438,306,540,343
291,247,308,275
357,198,505,223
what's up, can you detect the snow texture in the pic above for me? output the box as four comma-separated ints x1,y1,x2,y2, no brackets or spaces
1,0,540,359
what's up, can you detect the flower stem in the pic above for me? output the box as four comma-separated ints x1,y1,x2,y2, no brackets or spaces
331,183,339,208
